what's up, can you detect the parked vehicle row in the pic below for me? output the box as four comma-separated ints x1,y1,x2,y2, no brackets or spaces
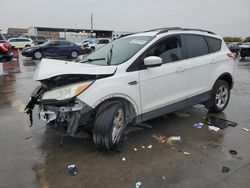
78,38,111,51
21,40,91,59
25,27,235,151
227,42,250,59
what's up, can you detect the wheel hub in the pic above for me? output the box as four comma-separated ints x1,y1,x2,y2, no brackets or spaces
215,85,228,108
112,108,125,143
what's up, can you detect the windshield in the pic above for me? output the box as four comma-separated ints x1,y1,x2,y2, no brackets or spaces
83,36,154,66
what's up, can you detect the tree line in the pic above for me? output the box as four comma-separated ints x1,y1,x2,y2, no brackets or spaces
223,36,250,43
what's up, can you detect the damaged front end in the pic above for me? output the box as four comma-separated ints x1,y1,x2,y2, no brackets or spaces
24,77,95,137
25,59,117,137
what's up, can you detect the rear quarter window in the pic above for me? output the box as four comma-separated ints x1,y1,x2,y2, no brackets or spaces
183,34,209,58
206,37,222,53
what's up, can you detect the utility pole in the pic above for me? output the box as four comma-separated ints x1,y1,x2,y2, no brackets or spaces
90,13,93,39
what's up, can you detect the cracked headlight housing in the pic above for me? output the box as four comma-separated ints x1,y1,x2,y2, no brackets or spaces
42,81,93,101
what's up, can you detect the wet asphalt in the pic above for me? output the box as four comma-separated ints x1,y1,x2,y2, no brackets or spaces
0,54,250,188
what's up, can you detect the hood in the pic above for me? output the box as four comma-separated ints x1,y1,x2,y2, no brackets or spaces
34,59,117,81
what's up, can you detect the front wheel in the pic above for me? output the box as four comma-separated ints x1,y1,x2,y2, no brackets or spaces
33,51,42,59
205,80,230,113
93,102,126,151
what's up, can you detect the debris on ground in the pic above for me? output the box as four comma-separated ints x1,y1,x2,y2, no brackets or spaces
206,116,237,129
193,123,204,129
183,151,190,156
166,136,181,146
242,128,250,132
152,135,181,146
122,157,126,161
135,181,142,188
134,148,138,151
162,176,166,180
25,136,32,140
141,145,145,149
67,164,78,176
229,150,238,155
152,135,167,143
147,145,152,149
208,125,220,132
222,166,230,173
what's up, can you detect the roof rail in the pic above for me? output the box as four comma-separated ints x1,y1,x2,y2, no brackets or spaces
153,27,215,35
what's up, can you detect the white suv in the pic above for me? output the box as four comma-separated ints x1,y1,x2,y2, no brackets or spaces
25,28,235,151
8,38,34,48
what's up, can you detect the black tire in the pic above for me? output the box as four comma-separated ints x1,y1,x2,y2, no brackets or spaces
33,51,43,59
90,46,95,52
93,101,126,151
25,45,31,48
70,51,78,59
205,80,230,113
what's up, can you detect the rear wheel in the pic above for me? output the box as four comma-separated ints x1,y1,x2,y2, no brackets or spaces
34,51,42,59
93,101,126,151
205,80,230,113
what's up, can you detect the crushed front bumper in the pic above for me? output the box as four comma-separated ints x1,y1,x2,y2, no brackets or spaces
39,99,93,136
25,85,93,137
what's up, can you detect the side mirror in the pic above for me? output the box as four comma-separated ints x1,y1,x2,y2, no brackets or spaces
144,56,162,67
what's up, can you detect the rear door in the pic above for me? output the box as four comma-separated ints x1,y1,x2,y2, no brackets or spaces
181,34,218,105
43,41,60,57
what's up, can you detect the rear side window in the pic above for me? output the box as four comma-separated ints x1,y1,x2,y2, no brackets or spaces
206,37,222,53
184,35,209,58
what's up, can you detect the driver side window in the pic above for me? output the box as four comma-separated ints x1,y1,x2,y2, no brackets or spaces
146,35,183,64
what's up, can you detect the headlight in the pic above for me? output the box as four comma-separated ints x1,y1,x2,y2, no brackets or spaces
42,81,93,100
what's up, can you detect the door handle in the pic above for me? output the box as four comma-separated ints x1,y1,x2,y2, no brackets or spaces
176,67,185,73
210,59,216,64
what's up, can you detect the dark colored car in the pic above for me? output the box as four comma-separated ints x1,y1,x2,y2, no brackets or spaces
227,43,240,56
0,33,13,62
240,47,250,60
21,40,91,59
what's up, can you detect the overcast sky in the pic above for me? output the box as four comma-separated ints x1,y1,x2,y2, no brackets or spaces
1,0,250,37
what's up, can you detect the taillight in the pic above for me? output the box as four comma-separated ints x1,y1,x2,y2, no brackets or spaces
0,43,9,53
227,52,235,60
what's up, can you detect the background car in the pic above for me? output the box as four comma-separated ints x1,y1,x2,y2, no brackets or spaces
0,32,13,62
227,42,241,56
21,34,49,45
8,38,34,49
21,40,91,59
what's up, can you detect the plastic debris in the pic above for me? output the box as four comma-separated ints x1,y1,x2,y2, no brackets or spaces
222,166,230,173
122,157,126,161
208,125,220,132
193,123,204,129
147,145,152,149
142,145,145,149
134,148,138,151
183,151,190,156
67,164,78,176
169,136,181,141
135,181,142,188
242,128,250,132
162,176,166,180
229,150,237,155
206,116,237,129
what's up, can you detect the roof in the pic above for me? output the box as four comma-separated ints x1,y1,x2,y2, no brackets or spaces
126,27,216,37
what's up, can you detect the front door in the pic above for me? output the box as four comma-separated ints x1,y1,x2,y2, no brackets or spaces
139,35,188,120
